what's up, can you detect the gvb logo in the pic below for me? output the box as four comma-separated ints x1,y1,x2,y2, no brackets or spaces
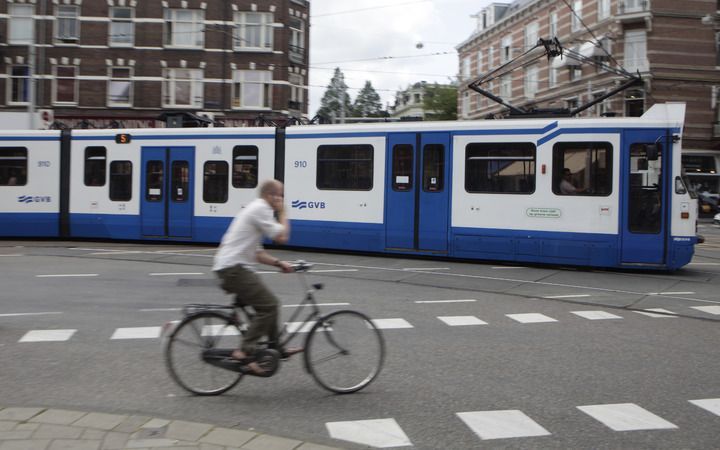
291,199,326,210
17,195,52,203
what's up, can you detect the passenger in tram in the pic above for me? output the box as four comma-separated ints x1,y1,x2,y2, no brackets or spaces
559,168,586,194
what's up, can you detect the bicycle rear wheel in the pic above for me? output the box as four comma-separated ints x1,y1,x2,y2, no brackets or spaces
165,312,243,395
304,310,385,394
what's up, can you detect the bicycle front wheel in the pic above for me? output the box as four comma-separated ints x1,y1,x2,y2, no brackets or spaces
165,312,243,396
304,310,385,394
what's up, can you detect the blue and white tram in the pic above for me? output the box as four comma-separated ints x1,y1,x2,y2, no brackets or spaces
0,102,700,270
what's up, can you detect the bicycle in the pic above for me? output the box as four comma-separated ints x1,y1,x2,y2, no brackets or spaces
164,260,386,395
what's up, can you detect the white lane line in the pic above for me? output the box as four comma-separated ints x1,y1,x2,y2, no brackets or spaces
689,399,720,417
19,329,76,342
139,308,182,312
111,327,162,340
403,267,449,271
691,305,720,315
149,272,205,276
544,294,591,299
326,418,412,448
0,312,63,317
0,254,23,257
577,403,678,431
634,308,677,318
87,251,144,256
202,324,242,336
372,318,414,329
571,310,623,320
283,302,350,308
507,313,558,323
36,274,99,278
491,266,527,269
688,262,720,265
415,299,476,304
309,269,359,273
457,410,551,440
284,321,318,333
438,316,487,326
646,292,695,295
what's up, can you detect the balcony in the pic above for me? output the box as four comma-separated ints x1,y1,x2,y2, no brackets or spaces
289,45,306,65
617,0,652,30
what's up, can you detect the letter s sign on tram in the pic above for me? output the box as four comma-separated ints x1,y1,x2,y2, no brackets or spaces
115,134,132,144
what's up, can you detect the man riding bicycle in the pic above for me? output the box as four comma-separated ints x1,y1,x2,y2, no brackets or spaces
213,179,302,375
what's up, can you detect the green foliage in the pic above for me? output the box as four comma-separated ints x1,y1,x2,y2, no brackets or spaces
352,81,384,117
316,68,353,122
423,83,458,121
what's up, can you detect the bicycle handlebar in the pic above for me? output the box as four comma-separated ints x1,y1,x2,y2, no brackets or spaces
289,260,313,272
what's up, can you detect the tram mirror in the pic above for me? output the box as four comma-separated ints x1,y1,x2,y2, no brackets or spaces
645,143,660,161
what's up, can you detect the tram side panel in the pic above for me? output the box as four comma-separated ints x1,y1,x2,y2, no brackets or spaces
0,132,62,237
284,133,387,251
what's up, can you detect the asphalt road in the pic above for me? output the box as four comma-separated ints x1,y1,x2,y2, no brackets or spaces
1,228,719,449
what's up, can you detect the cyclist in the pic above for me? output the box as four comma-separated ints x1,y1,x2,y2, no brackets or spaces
213,179,302,375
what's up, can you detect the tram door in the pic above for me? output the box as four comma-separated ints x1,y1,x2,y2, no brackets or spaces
141,147,194,238
385,133,450,252
621,130,668,264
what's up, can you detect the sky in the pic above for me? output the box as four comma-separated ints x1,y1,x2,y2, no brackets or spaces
307,0,493,116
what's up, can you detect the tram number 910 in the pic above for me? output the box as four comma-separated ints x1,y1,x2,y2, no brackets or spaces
294,160,308,168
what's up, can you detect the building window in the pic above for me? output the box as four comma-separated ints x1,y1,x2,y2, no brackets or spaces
501,35,512,62
317,145,373,191
477,50,483,74
621,0,647,14
108,67,132,107
8,66,30,105
203,161,229,203
0,148,28,186
462,91,470,118
84,147,107,186
465,143,536,194
593,92,608,116
289,17,305,63
598,0,611,20
625,88,645,117
549,12,558,38
234,12,273,50
56,5,79,43
289,73,304,110
54,66,78,104
549,66,557,88
552,142,612,196
624,30,648,73
525,22,539,49
8,4,34,44
109,7,134,46
571,1,583,32
109,161,132,201
162,68,203,108
525,65,539,99
232,146,259,188
164,9,204,48
232,70,272,109
500,74,512,98
462,56,471,80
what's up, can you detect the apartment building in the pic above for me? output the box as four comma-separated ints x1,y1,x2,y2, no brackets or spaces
457,0,720,156
0,0,309,128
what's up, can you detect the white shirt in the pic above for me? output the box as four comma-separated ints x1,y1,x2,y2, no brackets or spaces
212,198,284,271
559,179,578,195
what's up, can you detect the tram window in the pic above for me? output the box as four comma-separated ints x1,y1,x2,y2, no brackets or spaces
109,161,132,201
465,143,535,194
0,147,28,186
316,145,373,191
232,146,258,189
171,161,189,202
84,146,107,186
146,160,163,201
392,144,413,191
423,144,444,192
203,161,228,203
552,142,612,196
628,143,662,234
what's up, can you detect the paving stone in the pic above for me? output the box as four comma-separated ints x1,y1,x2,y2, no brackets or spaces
48,439,101,450
141,419,171,429
0,407,44,421
125,438,182,448
0,438,51,450
296,443,343,450
0,422,15,432
113,415,152,433
241,434,302,450
199,428,256,447
165,421,213,442
72,413,127,431
101,431,130,450
198,444,225,450
30,409,87,426
33,424,84,439
81,429,106,440
14,422,40,432
0,430,33,440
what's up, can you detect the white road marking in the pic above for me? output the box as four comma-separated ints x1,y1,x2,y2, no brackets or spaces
111,327,162,340
506,313,558,323
646,292,695,295
438,316,487,326
371,318,414,329
403,267,449,271
202,324,242,336
457,410,551,440
544,294,591,299
691,305,720,315
689,399,720,417
309,269,359,273
0,312,62,317
139,308,182,312
36,274,99,278
415,299,476,304
634,308,677,318
0,254,23,257
571,310,623,320
688,262,720,265
283,302,350,308
87,251,144,256
577,403,678,431
19,329,76,342
326,418,412,448
149,272,205,276
491,266,527,269
284,321,318,333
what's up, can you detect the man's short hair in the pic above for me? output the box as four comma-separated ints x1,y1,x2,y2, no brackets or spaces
260,179,281,197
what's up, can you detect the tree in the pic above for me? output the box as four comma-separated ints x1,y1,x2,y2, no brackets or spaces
316,68,352,123
423,82,458,120
352,81,383,117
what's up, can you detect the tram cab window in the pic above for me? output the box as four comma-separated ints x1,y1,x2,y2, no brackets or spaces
552,142,612,196
109,161,132,201
84,147,107,186
465,143,536,193
0,147,28,186
203,161,228,203
232,146,258,189
316,145,373,190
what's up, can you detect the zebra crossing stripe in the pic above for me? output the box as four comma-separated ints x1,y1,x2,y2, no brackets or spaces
571,311,623,320
577,403,678,431
438,316,487,326
371,318,414,329
691,306,720,315
634,309,677,318
326,418,412,448
689,399,720,416
457,410,551,440
507,313,557,323
110,327,162,340
284,321,317,333
19,329,76,342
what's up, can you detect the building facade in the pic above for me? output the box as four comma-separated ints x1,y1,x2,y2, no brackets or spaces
457,0,720,156
391,81,456,120
0,0,309,128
